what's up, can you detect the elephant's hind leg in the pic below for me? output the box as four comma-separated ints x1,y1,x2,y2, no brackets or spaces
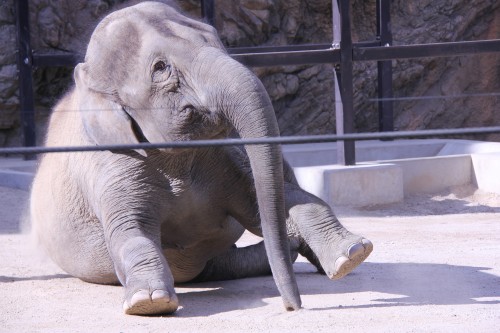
192,242,270,282
296,233,373,280
285,183,373,280
192,239,300,282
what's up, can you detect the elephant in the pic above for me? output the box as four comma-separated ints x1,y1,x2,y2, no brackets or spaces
30,1,372,316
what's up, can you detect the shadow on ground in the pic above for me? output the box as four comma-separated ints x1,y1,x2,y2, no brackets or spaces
0,273,72,283
0,260,497,317
171,261,500,316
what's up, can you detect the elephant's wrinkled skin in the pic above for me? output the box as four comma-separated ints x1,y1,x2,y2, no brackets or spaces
30,1,372,316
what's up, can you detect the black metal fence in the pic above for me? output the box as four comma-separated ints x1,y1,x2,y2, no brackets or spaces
13,0,500,164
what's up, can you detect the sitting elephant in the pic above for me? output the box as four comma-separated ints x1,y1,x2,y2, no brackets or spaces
30,1,372,316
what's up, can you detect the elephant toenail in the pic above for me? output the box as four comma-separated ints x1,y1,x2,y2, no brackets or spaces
347,243,364,259
131,290,150,304
334,255,349,275
151,290,169,301
123,301,130,312
361,238,374,252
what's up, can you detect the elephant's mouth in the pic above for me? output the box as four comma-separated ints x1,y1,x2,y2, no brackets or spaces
179,105,230,141
122,105,228,147
123,106,150,143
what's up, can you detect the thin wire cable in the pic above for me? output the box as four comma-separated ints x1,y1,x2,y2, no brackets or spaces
22,91,500,114
2,126,500,156
369,92,500,102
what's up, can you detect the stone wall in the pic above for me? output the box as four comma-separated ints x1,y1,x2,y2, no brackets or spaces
0,0,498,147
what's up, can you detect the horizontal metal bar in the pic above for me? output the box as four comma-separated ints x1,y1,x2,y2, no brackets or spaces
231,48,341,67
228,44,333,54
31,38,499,69
25,38,500,69
369,92,500,102
354,39,500,61
354,41,381,48
2,126,500,156
30,45,342,69
32,52,82,67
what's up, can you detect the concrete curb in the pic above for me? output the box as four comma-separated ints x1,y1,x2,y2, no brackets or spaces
0,158,37,191
0,170,34,191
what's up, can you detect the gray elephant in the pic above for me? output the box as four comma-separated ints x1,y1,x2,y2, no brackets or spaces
30,1,372,316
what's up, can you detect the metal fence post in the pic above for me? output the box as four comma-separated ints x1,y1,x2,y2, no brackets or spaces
376,0,394,133
201,0,215,26
333,0,356,165
15,0,36,150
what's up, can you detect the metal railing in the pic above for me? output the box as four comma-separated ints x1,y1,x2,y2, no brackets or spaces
2,126,500,156
13,0,500,163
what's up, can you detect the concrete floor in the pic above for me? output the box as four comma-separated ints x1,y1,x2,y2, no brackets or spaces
1,184,499,332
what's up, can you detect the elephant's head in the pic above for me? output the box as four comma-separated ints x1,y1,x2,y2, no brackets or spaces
74,1,300,310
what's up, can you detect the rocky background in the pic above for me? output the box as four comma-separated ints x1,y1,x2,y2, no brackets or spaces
0,0,499,147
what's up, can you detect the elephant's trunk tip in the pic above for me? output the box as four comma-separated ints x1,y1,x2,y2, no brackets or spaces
280,280,302,311
284,300,302,311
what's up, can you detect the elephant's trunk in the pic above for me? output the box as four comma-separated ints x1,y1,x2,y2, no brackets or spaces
194,48,301,310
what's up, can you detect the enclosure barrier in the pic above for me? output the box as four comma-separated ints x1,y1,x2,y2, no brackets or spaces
2,127,500,156
14,0,500,163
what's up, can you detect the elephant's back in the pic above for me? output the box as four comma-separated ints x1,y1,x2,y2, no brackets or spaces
43,88,88,148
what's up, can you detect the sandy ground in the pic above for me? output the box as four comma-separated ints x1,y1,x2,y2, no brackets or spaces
1,185,499,333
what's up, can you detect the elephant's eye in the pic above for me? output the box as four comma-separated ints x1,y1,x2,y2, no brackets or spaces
153,61,169,73
152,60,174,85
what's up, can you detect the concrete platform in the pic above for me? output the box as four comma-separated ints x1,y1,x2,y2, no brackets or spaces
1,139,500,206
283,139,500,206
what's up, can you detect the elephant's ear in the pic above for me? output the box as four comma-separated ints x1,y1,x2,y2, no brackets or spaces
74,63,146,157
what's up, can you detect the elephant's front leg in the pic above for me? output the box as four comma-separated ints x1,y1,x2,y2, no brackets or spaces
285,183,373,280
105,222,179,315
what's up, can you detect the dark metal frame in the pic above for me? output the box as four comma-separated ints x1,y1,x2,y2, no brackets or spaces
15,0,500,164
15,0,35,149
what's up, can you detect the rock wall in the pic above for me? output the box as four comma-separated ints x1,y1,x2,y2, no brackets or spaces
0,0,498,147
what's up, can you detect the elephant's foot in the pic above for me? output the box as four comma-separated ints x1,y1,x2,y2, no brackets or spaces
329,238,373,280
123,281,179,316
